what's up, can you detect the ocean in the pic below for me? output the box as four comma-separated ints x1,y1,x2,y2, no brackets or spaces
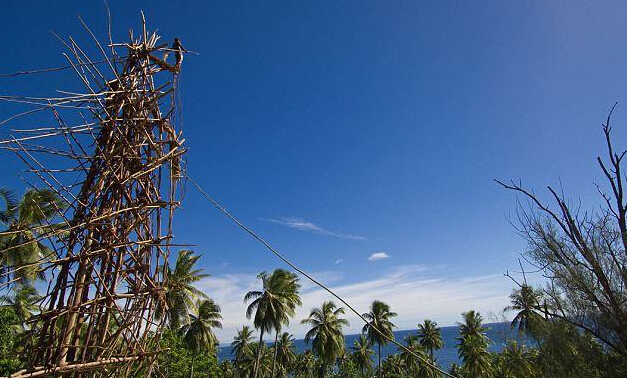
217,322,528,370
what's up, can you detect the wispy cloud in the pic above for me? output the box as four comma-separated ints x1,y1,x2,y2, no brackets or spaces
260,217,366,241
368,252,390,261
198,265,510,344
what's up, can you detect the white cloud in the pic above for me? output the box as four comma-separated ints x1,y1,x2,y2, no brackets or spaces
334,259,344,265
368,252,390,261
197,265,511,344
260,217,366,241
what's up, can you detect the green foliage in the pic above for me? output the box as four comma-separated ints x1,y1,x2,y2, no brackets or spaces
301,300,349,369
233,340,259,377
0,306,22,376
0,188,17,224
490,311,627,378
533,319,627,378
231,325,255,364
275,332,297,377
0,188,67,283
381,354,404,377
2,179,627,378
492,341,537,378
182,298,222,353
0,283,41,329
457,311,488,340
457,311,492,378
417,319,444,359
181,298,222,378
499,123,627,357
398,333,422,377
362,300,397,378
350,333,374,375
250,341,275,377
449,363,463,377
218,360,235,378
157,250,209,330
504,285,544,338
293,350,318,378
155,329,219,378
246,269,301,378
245,269,302,334
330,359,364,378
362,300,397,348
457,334,492,378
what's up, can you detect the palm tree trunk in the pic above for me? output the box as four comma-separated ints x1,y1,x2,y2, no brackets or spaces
189,350,196,378
378,343,381,378
317,362,326,378
271,331,279,378
253,328,265,378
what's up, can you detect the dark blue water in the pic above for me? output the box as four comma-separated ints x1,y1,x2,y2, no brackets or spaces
218,322,528,369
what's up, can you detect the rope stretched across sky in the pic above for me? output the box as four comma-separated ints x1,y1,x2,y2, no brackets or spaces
0,31,453,378
184,173,456,378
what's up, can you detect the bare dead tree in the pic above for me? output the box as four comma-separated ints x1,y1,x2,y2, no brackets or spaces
0,14,188,378
497,104,627,356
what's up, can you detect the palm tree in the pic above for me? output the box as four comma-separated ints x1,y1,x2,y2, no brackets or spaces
270,271,301,378
275,332,296,378
181,298,222,378
0,188,67,283
381,354,404,377
449,363,463,377
505,284,543,337
219,360,236,378
496,341,536,378
157,250,208,330
236,342,259,378
0,283,41,330
245,269,301,378
362,300,397,378
294,350,316,378
351,334,374,376
418,358,440,378
457,334,492,378
456,311,492,378
248,342,273,378
398,334,424,378
417,319,444,360
336,348,350,372
458,310,488,340
0,188,17,224
301,300,349,378
232,325,256,368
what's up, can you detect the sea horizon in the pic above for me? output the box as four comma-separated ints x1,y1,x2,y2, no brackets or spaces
217,321,528,369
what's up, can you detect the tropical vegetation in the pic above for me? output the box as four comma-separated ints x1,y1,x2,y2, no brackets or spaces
301,300,349,377
245,269,302,378
4,121,627,378
0,188,68,283
362,300,397,378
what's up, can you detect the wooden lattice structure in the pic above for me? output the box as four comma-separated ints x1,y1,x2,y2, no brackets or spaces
0,15,186,378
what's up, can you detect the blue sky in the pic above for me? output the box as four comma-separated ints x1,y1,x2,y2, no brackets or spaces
2,0,627,342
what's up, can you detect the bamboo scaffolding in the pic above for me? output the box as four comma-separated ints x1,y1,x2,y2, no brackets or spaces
0,15,186,378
